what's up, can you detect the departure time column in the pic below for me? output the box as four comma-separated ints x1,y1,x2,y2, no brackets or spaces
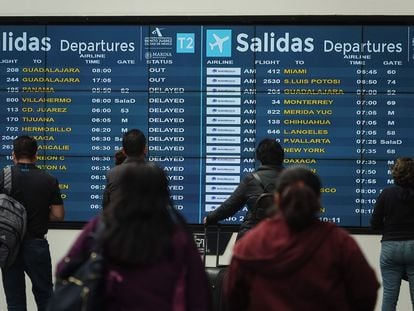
42,25,148,220
357,26,414,225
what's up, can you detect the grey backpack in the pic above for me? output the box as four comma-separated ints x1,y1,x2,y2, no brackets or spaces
0,166,27,268
252,172,277,221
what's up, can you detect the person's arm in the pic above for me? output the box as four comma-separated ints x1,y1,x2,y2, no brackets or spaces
205,176,251,224
49,177,65,221
340,232,380,311
370,189,387,230
49,204,65,221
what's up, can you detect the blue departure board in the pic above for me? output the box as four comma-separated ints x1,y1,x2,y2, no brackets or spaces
1,23,413,227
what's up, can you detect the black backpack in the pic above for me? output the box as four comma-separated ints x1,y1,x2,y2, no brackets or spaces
252,172,277,221
0,166,27,268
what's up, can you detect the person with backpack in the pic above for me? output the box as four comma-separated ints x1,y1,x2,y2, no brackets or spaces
225,166,379,311
204,138,284,240
0,135,65,311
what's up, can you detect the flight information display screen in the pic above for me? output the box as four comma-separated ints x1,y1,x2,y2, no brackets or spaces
1,23,413,227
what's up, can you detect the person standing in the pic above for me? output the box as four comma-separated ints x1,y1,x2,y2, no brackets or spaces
57,163,211,310
1,135,65,311
204,138,284,239
102,128,147,209
371,157,414,311
225,166,379,311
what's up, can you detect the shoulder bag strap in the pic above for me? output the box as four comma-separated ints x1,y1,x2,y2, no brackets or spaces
252,172,266,190
3,166,12,195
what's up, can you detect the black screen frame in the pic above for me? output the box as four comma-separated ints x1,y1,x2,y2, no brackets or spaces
2,15,413,234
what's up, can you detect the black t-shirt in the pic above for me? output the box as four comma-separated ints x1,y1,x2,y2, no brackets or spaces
371,185,414,241
0,163,63,238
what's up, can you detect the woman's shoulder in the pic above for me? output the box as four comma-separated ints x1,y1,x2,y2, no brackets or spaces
82,215,101,234
320,222,361,250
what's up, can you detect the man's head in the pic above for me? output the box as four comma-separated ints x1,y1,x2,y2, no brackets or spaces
122,129,147,158
256,138,284,166
12,135,38,163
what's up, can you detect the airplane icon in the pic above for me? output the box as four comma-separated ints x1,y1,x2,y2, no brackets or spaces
209,34,230,53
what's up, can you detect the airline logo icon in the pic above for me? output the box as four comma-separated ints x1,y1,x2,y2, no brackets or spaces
206,136,241,143
206,156,241,164
206,194,231,202
206,126,241,134
206,175,240,183
206,98,241,106
152,27,165,37
206,204,219,212
206,185,237,193
206,116,241,125
206,30,232,57
206,165,241,174
207,67,241,75
146,27,172,48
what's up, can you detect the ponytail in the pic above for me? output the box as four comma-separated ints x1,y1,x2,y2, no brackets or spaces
279,183,320,231
276,166,322,231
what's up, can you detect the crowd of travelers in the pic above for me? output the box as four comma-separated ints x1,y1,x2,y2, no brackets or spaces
2,130,414,310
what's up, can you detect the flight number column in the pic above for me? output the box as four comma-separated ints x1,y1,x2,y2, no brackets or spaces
254,26,361,226
0,26,48,158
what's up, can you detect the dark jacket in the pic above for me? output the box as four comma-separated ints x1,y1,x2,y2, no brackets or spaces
0,164,63,238
102,156,145,209
371,185,414,241
57,216,210,311
205,165,283,239
225,217,379,311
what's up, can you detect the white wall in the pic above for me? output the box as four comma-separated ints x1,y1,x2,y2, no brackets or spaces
1,0,414,309
0,230,80,311
1,0,414,16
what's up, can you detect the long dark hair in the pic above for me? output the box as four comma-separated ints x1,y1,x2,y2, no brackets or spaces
392,157,414,189
277,166,322,231
102,163,176,266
